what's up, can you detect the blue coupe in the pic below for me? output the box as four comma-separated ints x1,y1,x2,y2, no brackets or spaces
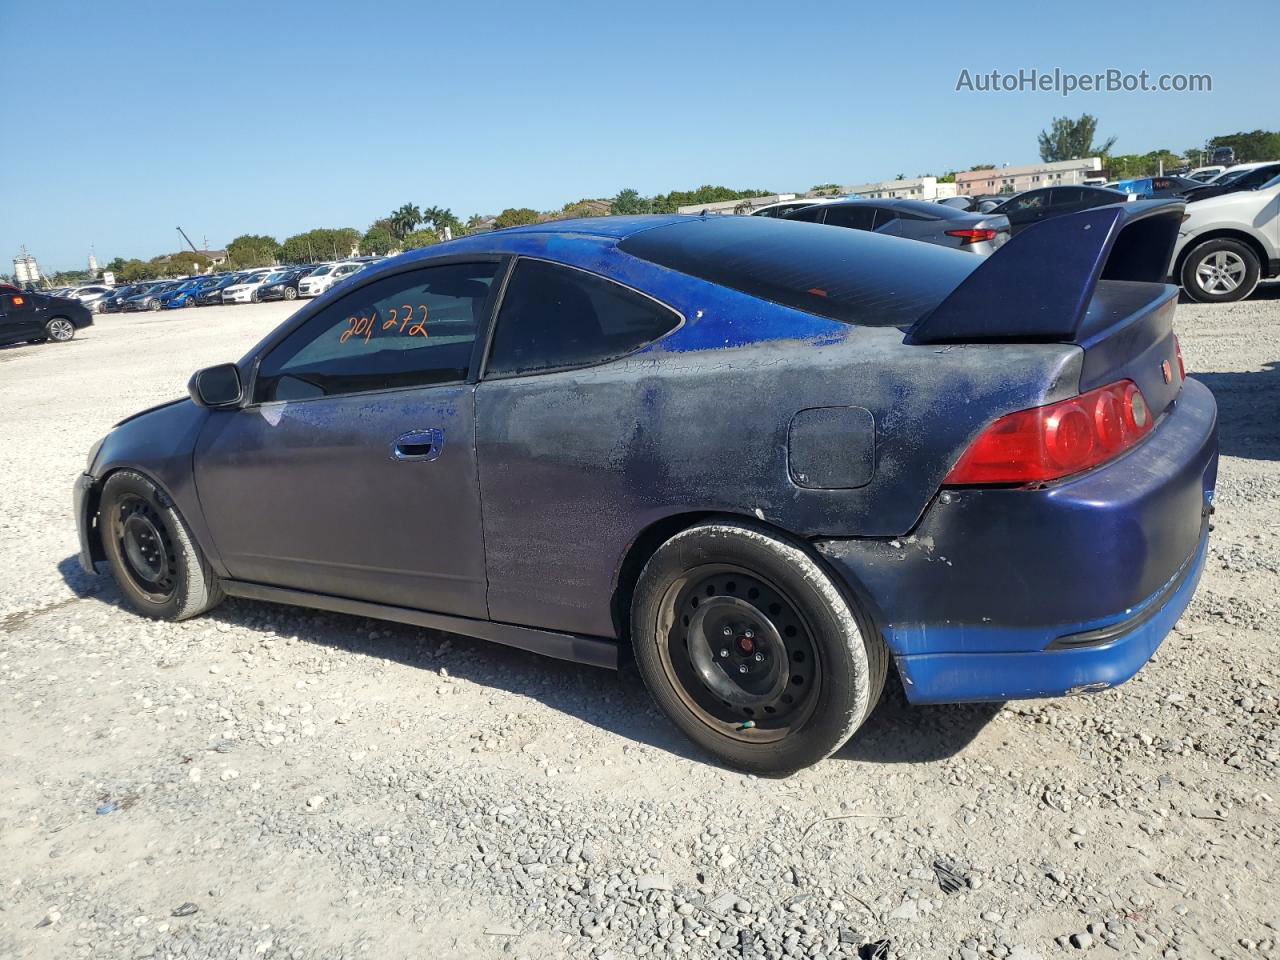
74,204,1217,772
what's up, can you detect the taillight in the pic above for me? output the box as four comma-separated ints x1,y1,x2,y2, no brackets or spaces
944,380,1155,486
945,228,999,245
1174,335,1186,379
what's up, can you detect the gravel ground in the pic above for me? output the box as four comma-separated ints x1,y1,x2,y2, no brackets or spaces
1,291,1278,960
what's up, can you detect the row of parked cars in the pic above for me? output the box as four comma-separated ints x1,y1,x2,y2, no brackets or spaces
41,258,386,316
748,160,1280,303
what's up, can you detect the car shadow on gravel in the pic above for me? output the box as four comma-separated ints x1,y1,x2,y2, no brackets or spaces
1194,360,1280,460
60,556,999,769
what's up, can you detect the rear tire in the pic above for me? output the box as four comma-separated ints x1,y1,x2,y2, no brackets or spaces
631,520,886,774
99,471,223,621
1181,239,1260,303
46,317,76,342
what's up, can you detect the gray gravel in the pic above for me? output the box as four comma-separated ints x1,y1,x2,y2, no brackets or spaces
1,290,1278,960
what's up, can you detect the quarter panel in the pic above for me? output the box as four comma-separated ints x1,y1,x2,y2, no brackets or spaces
475,314,1082,638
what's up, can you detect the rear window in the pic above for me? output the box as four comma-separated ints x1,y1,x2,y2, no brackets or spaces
617,216,978,328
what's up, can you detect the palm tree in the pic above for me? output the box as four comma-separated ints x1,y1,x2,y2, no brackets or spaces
422,206,462,239
389,203,422,240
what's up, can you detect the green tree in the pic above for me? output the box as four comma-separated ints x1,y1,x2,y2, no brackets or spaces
1037,114,1116,162
969,163,996,171
165,251,213,275
389,203,422,240
401,228,441,250
466,213,488,230
421,206,461,238
493,208,541,230
560,198,607,219
361,221,398,256
117,259,154,282
105,257,128,275
280,228,360,263
1207,129,1280,164
810,183,841,195
226,234,281,268
609,188,651,215
648,185,771,214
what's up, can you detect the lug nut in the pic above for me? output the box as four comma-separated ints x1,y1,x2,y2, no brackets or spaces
753,652,764,662
719,648,729,659
738,664,748,674
722,626,733,637
743,628,755,640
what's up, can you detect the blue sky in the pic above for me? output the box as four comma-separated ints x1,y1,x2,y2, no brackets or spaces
3,0,1276,272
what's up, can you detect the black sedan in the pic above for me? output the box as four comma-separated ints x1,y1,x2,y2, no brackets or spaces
195,273,247,305
256,267,310,303
989,185,1129,236
1182,162,1280,203
0,289,93,345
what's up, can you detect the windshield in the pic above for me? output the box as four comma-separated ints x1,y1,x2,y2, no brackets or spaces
307,264,333,277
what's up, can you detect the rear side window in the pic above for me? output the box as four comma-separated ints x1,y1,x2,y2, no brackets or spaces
618,216,978,328
254,262,499,402
822,206,877,230
485,259,680,377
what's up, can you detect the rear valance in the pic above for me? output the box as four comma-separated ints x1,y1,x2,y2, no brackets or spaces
904,200,1184,345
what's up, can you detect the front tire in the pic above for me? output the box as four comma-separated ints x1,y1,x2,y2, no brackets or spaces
631,521,887,774
1181,239,1260,303
46,317,76,342
99,471,223,621
284,286,298,300
149,299,161,311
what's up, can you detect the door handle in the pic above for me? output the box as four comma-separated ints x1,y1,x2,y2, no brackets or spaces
391,428,444,462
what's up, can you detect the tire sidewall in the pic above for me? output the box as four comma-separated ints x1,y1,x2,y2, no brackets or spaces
631,521,882,774
1182,239,1260,303
99,471,219,621
46,318,74,342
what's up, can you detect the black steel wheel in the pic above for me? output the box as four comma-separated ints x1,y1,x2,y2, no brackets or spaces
632,521,887,774
656,565,820,742
98,471,223,621
110,494,178,603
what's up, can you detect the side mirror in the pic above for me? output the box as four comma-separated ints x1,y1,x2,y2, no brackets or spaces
188,363,244,408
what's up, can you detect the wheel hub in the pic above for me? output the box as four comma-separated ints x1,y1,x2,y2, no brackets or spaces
114,497,176,600
688,595,791,708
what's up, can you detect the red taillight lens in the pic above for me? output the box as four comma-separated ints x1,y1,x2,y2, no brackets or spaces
944,380,1155,485
1174,335,1186,379
945,228,998,244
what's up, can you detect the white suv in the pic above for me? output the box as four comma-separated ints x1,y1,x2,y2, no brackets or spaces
1172,175,1280,302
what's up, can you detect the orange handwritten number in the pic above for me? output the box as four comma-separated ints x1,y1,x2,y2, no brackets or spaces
408,304,429,337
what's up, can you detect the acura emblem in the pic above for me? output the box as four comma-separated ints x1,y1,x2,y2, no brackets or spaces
1161,359,1173,383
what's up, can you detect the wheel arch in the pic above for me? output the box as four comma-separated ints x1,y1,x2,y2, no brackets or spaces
82,466,187,567
609,510,888,654
1174,228,1268,278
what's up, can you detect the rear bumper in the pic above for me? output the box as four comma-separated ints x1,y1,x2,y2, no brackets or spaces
816,376,1218,704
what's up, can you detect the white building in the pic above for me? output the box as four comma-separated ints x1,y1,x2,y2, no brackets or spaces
956,158,1103,196
842,176,957,201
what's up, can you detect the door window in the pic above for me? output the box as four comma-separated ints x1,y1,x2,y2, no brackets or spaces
254,262,500,402
1009,192,1047,211
1050,187,1085,205
484,259,680,377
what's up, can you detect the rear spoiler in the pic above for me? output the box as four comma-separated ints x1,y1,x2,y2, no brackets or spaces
905,199,1184,345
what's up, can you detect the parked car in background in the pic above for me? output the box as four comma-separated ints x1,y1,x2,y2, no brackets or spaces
1187,165,1226,183
785,198,1010,254
123,280,182,312
195,273,247,306
297,261,363,297
100,283,151,313
1172,174,1280,302
935,196,978,211
1112,176,1201,199
256,267,311,302
220,270,276,304
159,277,215,309
989,185,1129,236
1211,145,1236,166
750,197,845,218
74,205,1216,772
974,194,1013,213
1182,162,1280,204
63,284,115,313
1,288,94,345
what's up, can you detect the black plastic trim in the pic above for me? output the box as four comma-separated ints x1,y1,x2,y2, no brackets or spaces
220,580,619,669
